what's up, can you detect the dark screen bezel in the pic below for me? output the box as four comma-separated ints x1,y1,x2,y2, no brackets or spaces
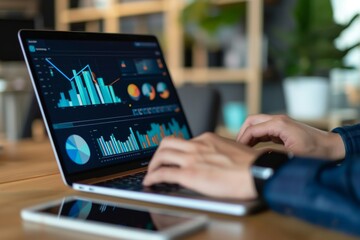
18,30,193,185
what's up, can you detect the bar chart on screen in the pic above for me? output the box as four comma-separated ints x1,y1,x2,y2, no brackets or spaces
94,118,189,157
45,58,122,108
96,127,140,157
136,118,190,149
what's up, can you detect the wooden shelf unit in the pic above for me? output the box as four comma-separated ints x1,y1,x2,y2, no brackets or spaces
55,0,263,114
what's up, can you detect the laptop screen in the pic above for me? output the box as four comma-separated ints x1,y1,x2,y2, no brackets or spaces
19,31,191,178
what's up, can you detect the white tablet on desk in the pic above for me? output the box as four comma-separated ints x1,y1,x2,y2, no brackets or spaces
21,196,207,240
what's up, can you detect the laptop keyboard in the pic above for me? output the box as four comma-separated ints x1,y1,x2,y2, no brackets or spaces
95,172,181,193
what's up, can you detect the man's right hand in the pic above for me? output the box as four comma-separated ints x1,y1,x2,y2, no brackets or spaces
236,114,345,160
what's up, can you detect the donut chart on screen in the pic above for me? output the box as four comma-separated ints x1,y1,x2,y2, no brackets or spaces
65,135,91,165
142,83,156,100
156,82,170,99
127,84,141,101
69,200,92,219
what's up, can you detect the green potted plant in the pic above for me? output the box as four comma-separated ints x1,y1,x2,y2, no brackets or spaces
180,0,245,48
180,0,247,68
275,0,360,119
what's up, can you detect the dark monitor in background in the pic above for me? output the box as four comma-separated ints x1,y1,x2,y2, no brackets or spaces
0,18,36,61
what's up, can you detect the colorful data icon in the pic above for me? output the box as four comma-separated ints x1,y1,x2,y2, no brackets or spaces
142,83,156,100
127,84,141,101
156,82,170,99
65,135,91,165
157,59,164,69
134,59,162,75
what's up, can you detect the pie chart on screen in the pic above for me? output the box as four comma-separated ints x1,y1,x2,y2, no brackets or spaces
157,82,170,99
127,84,141,101
142,83,156,100
69,200,92,219
65,135,91,165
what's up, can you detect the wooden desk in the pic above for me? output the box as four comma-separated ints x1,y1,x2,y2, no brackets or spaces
0,139,356,240
0,140,58,184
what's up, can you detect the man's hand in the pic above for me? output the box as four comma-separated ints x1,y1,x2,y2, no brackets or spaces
237,114,345,160
143,133,261,200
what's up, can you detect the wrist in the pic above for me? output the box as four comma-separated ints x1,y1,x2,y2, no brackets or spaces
325,132,345,160
238,149,263,200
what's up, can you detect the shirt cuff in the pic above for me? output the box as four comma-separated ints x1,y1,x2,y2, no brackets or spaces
263,156,325,213
332,125,360,160
263,156,360,236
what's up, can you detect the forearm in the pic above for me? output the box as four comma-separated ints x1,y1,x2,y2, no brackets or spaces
263,156,360,236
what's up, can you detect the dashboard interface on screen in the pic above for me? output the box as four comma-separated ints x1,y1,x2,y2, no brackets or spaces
24,37,191,174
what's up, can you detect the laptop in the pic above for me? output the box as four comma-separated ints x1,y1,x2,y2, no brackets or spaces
18,30,261,216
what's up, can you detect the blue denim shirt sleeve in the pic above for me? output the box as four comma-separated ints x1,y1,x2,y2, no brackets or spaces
332,125,360,160
263,125,360,236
